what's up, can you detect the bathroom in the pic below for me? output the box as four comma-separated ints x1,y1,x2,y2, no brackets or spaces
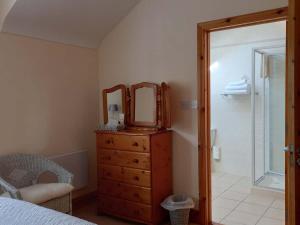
210,21,286,225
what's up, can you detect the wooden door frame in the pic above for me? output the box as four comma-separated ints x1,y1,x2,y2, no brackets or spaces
287,0,300,224
197,7,288,225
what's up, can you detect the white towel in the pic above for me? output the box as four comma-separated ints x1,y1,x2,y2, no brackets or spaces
223,89,249,95
225,83,249,91
227,79,247,86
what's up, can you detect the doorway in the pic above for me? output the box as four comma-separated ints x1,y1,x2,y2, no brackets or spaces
197,7,290,225
210,22,286,225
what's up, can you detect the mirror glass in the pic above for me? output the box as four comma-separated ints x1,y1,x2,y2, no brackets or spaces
106,89,123,124
135,87,155,123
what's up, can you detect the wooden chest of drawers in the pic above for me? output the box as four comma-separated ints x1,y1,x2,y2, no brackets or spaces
96,130,172,225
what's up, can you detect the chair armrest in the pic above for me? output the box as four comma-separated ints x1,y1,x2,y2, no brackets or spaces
0,177,21,199
39,159,74,185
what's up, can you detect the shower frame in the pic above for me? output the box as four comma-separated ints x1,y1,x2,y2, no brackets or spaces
251,45,286,189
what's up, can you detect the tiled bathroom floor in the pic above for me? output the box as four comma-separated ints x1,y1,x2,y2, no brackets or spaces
212,172,285,225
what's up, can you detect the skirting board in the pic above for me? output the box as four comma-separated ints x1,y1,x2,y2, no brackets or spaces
72,191,97,211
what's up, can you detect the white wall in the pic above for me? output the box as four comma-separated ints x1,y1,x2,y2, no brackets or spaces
0,33,99,196
98,0,287,198
0,0,16,30
210,22,286,177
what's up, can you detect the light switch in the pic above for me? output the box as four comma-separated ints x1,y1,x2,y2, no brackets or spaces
180,100,198,109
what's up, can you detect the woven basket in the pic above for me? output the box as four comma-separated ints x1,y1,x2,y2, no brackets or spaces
169,208,190,225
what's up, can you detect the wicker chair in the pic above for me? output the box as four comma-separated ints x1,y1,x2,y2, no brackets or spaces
0,153,74,214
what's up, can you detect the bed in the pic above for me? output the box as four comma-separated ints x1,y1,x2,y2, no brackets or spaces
0,197,96,225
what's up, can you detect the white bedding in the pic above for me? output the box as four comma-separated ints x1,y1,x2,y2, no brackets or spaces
0,197,96,225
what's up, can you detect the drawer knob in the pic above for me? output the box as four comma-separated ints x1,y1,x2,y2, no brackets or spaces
133,176,140,181
105,138,114,144
132,142,139,147
133,159,139,163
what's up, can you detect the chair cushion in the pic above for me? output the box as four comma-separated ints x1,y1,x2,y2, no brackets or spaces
20,183,74,204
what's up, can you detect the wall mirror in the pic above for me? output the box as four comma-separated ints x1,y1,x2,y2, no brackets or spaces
103,85,126,125
131,82,158,127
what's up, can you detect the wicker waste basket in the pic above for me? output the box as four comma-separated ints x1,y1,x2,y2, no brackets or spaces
161,195,195,225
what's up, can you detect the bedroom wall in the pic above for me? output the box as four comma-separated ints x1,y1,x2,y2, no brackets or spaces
0,33,98,195
0,0,16,29
98,0,287,199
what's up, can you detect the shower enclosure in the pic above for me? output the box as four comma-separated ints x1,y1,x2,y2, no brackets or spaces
252,45,285,191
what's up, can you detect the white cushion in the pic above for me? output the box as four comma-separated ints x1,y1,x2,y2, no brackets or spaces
20,183,74,204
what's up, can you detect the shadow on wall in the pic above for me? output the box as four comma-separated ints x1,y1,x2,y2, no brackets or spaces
172,131,198,198
168,81,198,198
168,81,197,136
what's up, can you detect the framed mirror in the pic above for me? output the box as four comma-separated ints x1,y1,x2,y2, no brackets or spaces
103,84,127,125
130,82,159,127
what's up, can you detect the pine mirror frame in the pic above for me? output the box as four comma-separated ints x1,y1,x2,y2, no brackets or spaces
102,84,127,125
130,82,159,128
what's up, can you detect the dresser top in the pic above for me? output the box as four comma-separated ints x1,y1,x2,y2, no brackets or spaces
95,129,172,136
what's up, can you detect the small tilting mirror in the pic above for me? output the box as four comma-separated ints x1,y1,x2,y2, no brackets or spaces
101,82,171,130
131,82,158,127
135,87,155,122
103,85,126,126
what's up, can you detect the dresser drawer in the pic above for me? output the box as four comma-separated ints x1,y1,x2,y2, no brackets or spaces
99,179,151,204
98,149,150,170
99,165,151,187
97,134,150,152
98,195,152,222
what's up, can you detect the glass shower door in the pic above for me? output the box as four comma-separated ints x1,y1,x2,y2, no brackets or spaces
268,55,285,174
253,46,285,190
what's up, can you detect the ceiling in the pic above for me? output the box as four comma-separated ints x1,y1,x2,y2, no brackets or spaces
1,0,140,48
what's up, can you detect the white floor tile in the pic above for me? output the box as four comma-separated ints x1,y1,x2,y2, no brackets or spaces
218,174,242,185
220,190,248,201
212,171,226,178
212,173,285,225
244,194,275,206
264,207,285,220
212,187,226,199
222,173,243,181
256,217,284,225
271,199,285,210
213,197,240,210
229,183,252,194
221,218,247,225
213,179,235,190
212,207,232,222
235,202,268,216
236,177,252,186
224,211,261,225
